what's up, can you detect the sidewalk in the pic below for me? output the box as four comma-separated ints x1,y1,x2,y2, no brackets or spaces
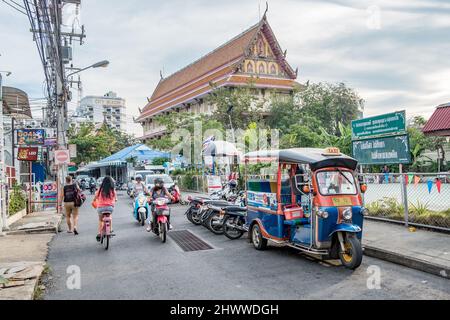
362,220,449,279
182,191,450,279
0,210,62,300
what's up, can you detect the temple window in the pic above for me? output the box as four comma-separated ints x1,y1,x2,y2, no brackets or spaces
259,63,266,74
270,64,277,75
247,62,254,73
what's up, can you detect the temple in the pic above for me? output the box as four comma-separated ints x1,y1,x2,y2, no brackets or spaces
137,15,300,142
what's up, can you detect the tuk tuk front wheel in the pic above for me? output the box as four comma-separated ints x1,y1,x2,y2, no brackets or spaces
338,236,363,270
251,224,268,250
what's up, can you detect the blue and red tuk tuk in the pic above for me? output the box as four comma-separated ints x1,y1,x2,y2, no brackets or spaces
244,147,368,269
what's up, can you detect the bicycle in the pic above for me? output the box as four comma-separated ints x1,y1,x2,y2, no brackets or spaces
100,212,112,250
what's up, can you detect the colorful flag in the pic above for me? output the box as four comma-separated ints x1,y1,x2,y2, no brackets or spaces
436,179,442,193
405,175,409,185
384,173,389,184
408,174,414,184
414,176,420,186
427,180,433,193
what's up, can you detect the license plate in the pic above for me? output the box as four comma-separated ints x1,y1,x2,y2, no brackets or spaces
332,197,352,206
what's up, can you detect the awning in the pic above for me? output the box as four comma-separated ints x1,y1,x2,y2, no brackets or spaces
423,104,450,136
203,141,241,157
1,86,32,119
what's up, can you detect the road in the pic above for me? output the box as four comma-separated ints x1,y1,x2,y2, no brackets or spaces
43,191,450,300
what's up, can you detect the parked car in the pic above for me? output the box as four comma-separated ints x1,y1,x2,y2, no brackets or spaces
146,174,175,190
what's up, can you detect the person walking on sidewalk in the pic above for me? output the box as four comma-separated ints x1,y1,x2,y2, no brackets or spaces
93,176,117,242
59,176,81,235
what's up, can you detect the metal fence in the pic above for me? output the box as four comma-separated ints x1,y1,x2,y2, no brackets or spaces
360,173,450,232
175,173,450,232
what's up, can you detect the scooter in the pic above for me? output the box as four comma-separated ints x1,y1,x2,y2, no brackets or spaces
149,197,171,243
168,183,181,204
133,192,150,226
89,181,96,195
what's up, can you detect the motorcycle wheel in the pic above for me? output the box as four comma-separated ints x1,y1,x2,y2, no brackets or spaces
185,207,194,223
159,222,167,243
140,212,146,226
206,212,224,235
191,210,203,226
223,215,244,240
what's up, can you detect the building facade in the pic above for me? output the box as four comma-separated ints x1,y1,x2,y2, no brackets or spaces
137,16,300,142
76,91,127,131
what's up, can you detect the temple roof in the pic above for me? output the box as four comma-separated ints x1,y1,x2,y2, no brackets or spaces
423,103,450,136
138,16,297,121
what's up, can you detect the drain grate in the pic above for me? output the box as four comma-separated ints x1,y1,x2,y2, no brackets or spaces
169,230,214,252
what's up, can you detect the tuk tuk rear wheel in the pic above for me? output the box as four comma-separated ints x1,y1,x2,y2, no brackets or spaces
338,236,363,270
251,224,267,250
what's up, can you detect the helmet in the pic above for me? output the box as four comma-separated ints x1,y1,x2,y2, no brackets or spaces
228,179,238,189
135,174,143,181
154,178,164,189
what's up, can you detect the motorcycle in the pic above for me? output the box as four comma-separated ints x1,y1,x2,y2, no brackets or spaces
80,179,88,191
133,193,150,226
150,197,171,243
89,181,96,195
168,183,181,204
201,191,246,235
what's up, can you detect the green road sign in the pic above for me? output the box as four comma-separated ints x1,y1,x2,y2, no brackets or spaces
351,111,406,140
352,134,411,165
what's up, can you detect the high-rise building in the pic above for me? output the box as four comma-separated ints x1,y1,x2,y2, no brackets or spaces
75,91,127,131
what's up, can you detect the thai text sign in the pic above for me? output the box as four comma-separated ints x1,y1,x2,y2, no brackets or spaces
351,111,406,140
352,135,411,165
16,129,45,145
17,147,39,161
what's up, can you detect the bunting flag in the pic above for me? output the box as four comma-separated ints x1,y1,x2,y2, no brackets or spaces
384,173,389,184
405,175,409,185
436,179,442,193
414,176,420,186
427,180,433,193
408,174,414,184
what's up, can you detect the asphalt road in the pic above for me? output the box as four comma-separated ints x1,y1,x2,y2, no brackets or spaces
44,192,450,300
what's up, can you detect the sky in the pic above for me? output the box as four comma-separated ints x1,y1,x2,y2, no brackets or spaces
1,0,450,137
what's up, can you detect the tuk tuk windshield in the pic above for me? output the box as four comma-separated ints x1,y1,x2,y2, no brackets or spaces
316,170,357,195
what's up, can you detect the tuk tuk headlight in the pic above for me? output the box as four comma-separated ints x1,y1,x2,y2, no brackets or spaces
361,207,369,216
343,208,352,220
315,207,329,219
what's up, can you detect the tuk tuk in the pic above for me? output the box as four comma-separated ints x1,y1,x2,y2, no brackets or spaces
244,147,368,269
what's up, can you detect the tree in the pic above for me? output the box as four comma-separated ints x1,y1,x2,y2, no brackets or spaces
152,157,170,165
68,123,139,165
298,82,363,136
207,85,264,130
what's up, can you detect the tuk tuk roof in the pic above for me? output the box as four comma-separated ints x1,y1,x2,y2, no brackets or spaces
244,148,358,171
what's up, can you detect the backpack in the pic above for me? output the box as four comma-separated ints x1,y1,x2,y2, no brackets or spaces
74,187,86,207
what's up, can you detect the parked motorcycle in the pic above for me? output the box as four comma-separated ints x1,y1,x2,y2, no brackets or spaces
150,197,171,243
168,183,181,204
133,193,150,226
222,205,248,240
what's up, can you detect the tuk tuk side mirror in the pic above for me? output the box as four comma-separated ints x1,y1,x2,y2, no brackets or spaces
360,184,367,193
302,185,311,193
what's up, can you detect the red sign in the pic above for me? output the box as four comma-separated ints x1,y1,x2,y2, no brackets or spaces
54,149,70,165
17,147,39,161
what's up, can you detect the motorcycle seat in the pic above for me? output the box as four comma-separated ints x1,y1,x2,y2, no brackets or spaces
224,206,247,213
203,200,230,206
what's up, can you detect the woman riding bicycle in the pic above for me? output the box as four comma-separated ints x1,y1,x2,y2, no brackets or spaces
94,176,117,242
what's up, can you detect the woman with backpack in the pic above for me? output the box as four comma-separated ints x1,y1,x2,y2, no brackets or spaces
59,175,82,235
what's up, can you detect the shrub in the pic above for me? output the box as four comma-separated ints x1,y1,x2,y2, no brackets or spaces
8,184,27,215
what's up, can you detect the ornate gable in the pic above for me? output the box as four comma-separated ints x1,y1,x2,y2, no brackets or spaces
237,17,297,80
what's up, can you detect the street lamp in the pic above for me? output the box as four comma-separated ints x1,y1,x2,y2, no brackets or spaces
0,70,12,234
66,60,109,78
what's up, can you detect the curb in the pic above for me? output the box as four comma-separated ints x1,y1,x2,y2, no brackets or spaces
6,215,63,236
363,245,449,279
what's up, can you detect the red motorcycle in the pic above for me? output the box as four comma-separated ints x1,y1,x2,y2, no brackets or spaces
150,197,171,243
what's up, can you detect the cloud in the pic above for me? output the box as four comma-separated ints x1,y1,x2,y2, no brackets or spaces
1,0,449,137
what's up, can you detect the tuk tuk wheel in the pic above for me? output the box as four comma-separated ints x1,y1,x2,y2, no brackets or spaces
338,236,363,270
251,224,268,250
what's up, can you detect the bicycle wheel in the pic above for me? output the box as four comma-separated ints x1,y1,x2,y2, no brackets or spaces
103,235,110,250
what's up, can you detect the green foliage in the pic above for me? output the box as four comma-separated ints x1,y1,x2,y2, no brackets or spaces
207,85,264,130
68,123,138,164
8,184,26,215
152,157,170,165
